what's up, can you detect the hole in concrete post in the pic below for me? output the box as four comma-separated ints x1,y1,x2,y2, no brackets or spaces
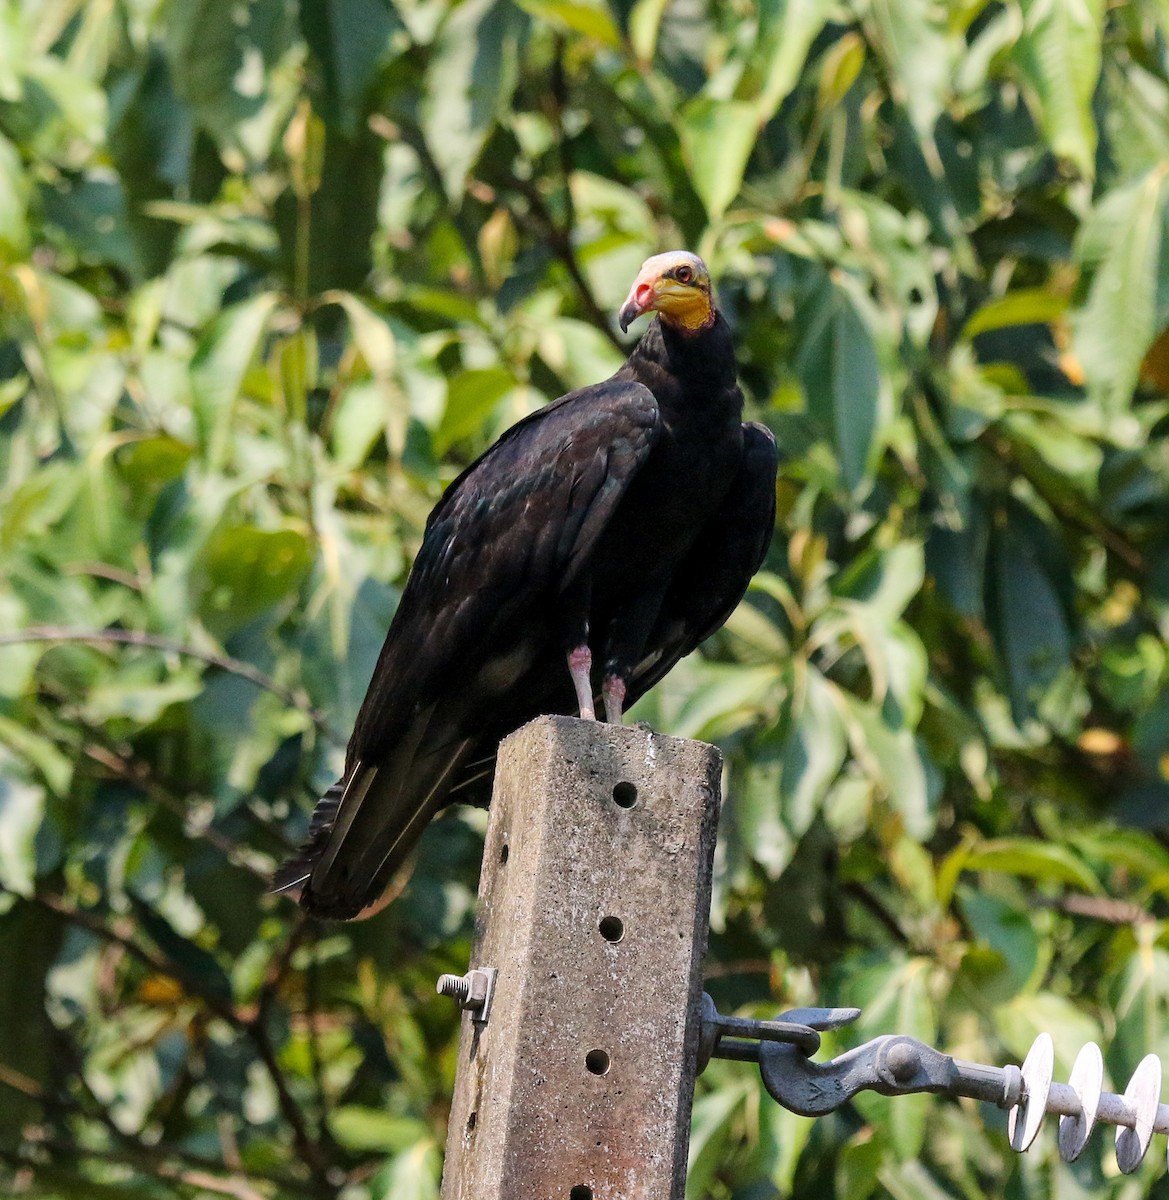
467,1111,477,1131
612,781,637,808
570,1188,593,1200
585,1049,611,1075
499,842,509,864
598,916,624,942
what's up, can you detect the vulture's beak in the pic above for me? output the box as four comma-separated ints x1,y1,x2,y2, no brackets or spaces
619,277,657,333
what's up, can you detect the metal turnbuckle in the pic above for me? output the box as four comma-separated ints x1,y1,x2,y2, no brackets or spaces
742,1015,1169,1176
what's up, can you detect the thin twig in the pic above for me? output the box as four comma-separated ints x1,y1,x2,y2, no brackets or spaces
1039,893,1153,926
509,178,624,351
702,959,774,981
550,49,626,351
4,1144,274,1200
244,1018,334,1193
80,741,285,876
305,938,332,1147
0,625,343,743
256,914,310,1024
0,1060,49,1101
841,880,911,947
977,430,1145,572
18,889,239,1024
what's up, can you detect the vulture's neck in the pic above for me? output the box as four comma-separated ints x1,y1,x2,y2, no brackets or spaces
635,313,736,391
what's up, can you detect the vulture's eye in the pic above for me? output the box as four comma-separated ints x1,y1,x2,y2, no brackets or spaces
675,265,694,284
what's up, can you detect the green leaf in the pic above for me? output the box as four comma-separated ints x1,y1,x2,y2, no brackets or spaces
957,887,1042,998
679,97,758,221
197,524,314,632
0,461,86,552
331,380,389,469
0,130,29,261
994,992,1102,1076
332,1107,434,1153
0,620,37,702
986,502,1073,724
1111,928,1169,1077
1013,0,1104,178
511,0,621,46
377,1138,441,1200
328,290,397,381
1073,167,1169,415
420,0,524,198
83,664,205,726
868,0,953,135
795,276,882,490
435,367,517,454
628,0,668,63
817,31,865,111
0,715,74,797
960,288,1070,340
164,0,297,154
686,1076,752,1200
0,749,43,897
839,694,932,838
834,542,924,622
114,435,194,496
780,666,848,836
300,0,402,132
752,0,832,121
835,1130,884,1200
761,1088,816,1193
957,837,1102,893
190,292,280,469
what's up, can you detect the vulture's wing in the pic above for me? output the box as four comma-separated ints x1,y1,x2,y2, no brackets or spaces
274,379,660,918
627,421,778,701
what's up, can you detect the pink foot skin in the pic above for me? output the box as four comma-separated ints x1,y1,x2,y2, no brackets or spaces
567,646,596,720
602,674,626,724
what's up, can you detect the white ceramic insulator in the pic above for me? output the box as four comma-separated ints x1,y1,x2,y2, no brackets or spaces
1009,1033,1054,1153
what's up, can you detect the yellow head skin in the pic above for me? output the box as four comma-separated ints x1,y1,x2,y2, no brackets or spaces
618,251,715,334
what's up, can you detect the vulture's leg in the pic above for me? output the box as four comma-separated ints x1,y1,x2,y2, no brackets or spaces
602,583,670,726
602,674,626,723
560,580,596,720
567,646,596,720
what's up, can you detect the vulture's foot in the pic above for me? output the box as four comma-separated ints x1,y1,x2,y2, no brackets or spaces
603,674,626,724
567,646,596,720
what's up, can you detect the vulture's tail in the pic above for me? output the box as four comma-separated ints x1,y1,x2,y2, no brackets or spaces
272,711,472,920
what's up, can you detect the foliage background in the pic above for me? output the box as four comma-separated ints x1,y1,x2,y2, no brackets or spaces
3,0,1169,1196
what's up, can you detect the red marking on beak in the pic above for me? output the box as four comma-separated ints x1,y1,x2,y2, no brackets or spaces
619,280,657,333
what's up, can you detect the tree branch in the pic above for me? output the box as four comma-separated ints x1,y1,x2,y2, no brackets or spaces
0,625,344,744
3,1143,280,1200
509,178,625,352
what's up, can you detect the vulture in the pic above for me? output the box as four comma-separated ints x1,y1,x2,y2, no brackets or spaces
274,251,779,919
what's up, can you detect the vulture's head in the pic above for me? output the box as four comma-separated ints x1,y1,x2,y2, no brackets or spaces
619,251,714,334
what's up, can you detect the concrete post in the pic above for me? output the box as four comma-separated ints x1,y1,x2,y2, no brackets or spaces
440,715,722,1200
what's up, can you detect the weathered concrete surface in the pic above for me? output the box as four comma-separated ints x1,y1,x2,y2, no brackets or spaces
441,715,722,1200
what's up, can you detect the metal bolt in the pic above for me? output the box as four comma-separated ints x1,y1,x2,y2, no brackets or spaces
436,967,497,1023
437,974,472,1005
886,1040,919,1083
